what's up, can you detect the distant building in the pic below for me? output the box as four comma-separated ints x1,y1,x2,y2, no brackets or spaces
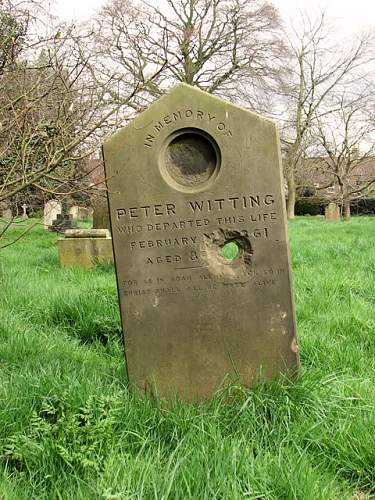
295,156,375,200
85,156,106,189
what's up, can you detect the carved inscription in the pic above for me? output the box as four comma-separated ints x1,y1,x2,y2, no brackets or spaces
143,108,233,148
116,194,275,220
114,193,279,278
120,267,286,297
112,192,281,287
130,236,198,250
117,203,176,219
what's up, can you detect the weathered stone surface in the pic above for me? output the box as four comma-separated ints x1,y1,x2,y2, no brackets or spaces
325,202,340,220
65,228,110,239
2,208,12,219
103,83,299,402
69,206,93,220
44,200,61,228
92,197,111,230
58,237,113,268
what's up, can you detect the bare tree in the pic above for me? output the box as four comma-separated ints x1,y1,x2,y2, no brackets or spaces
92,0,287,113
0,0,166,242
1,24,109,207
311,93,375,219
281,12,374,219
0,0,29,74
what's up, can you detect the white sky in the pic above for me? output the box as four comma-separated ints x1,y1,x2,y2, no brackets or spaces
53,0,375,33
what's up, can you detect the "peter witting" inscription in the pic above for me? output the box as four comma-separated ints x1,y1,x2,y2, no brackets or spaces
116,194,275,220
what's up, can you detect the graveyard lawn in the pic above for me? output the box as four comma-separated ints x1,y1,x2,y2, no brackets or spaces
0,217,374,499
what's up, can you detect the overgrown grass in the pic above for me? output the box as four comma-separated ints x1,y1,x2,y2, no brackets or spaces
0,217,374,499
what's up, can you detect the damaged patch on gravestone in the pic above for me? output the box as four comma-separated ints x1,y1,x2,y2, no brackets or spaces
103,83,299,402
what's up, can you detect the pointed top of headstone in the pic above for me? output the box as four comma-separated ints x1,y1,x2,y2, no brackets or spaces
105,83,275,149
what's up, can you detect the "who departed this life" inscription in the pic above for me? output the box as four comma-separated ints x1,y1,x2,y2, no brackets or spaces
114,193,276,268
103,83,299,402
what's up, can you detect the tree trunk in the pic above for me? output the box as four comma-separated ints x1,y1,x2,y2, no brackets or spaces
343,199,351,220
286,170,296,219
341,182,351,221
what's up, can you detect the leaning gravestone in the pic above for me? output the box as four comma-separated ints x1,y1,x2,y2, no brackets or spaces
44,200,61,228
325,202,340,221
103,84,299,402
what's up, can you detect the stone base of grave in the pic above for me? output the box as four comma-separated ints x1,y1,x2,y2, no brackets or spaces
49,213,77,232
58,230,113,268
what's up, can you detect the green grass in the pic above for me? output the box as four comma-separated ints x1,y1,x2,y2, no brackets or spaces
0,217,374,499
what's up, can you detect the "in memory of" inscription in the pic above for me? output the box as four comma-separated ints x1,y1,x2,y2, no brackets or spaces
144,108,233,148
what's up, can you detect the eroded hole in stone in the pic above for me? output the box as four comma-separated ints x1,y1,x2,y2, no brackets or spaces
164,132,217,187
202,229,253,279
221,240,240,260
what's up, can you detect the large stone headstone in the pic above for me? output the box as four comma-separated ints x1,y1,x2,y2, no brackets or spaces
325,202,340,221
44,200,61,228
103,84,299,402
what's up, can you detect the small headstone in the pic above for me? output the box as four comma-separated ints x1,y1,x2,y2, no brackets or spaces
49,198,77,232
325,202,340,221
93,197,111,230
49,213,77,232
21,203,28,219
69,206,92,220
44,200,61,228
69,206,79,220
103,84,299,401
2,208,12,219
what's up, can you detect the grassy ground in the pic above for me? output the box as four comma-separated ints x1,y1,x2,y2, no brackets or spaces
0,217,374,499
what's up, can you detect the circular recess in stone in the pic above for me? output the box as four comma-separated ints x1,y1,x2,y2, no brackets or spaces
160,128,221,192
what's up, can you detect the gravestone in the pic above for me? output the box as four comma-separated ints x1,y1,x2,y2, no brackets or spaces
69,205,80,220
93,197,111,230
44,200,61,228
58,229,113,268
50,212,76,232
325,202,340,221
2,208,12,219
69,205,93,220
21,203,28,219
103,83,299,402
49,198,76,232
